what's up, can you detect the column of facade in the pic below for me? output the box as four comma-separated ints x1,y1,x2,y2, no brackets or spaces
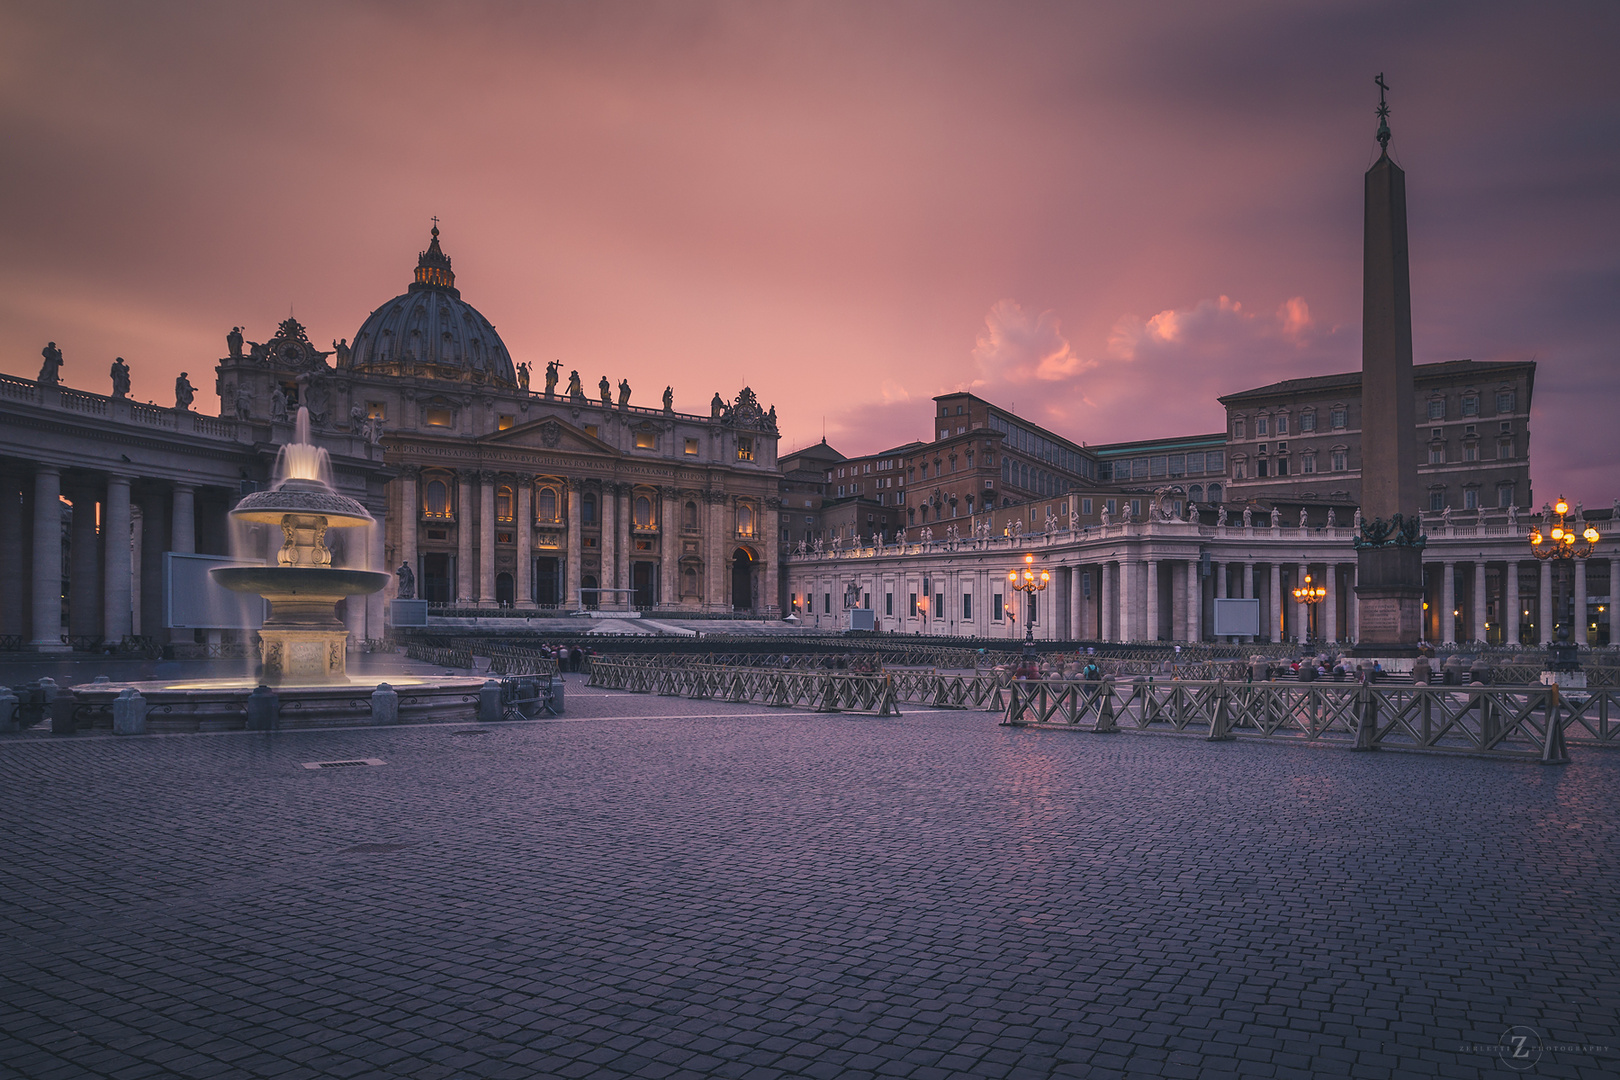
1267,564,1281,643
1472,562,1488,644
1323,564,1338,644
69,483,102,640
1505,561,1521,645
139,489,167,641
1070,563,1084,641
1186,559,1201,642
705,493,727,612
599,483,619,606
102,475,132,643
762,500,779,617
456,473,474,604
1097,562,1112,641
0,466,23,639
31,466,67,651
616,484,632,601
565,480,583,610
1145,559,1159,642
398,467,418,594
1117,558,1134,641
1539,560,1553,645
1440,560,1457,645
171,483,196,555
478,472,496,607
515,481,534,608
1349,564,1359,642
1243,561,1256,644
1574,559,1588,645
660,487,678,607
367,504,386,637
1610,559,1619,649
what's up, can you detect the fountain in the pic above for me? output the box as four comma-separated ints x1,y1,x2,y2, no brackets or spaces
211,407,390,684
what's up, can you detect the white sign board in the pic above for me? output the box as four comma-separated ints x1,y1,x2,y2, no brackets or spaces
1212,598,1261,638
848,608,875,632
391,599,429,627
164,552,266,630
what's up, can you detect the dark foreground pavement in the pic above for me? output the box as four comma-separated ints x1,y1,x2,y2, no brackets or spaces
2,678,1616,1080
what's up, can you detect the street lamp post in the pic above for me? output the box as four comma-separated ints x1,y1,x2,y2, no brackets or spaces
1529,496,1599,673
1007,552,1050,662
1291,573,1327,647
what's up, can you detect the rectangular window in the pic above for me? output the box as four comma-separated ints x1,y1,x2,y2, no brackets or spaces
1132,459,1149,479
1464,444,1477,462
909,593,918,617
1276,416,1288,435
1431,491,1445,512
1331,408,1347,429
1427,400,1445,420
1235,461,1246,479
1257,460,1268,478
365,401,386,420
962,593,972,620
737,436,754,461
1464,489,1478,509
994,593,1004,621
1130,499,1142,517
1429,446,1445,465
1332,451,1348,471
1186,452,1204,474
1497,391,1515,412
1256,416,1269,435
424,407,453,427
885,593,894,616
498,415,515,431
1462,396,1479,416
1150,456,1167,478
1234,419,1246,439
1276,458,1288,476
1497,484,1514,508
1302,455,1315,474
1081,498,1092,515
1105,498,1117,515
936,593,944,620
1300,412,1315,432
1168,454,1184,475
1205,450,1223,473
825,594,832,614
634,430,656,449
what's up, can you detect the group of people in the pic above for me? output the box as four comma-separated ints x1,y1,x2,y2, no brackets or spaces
533,642,590,673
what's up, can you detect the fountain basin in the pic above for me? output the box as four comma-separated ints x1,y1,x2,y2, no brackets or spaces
211,567,392,684
68,677,490,732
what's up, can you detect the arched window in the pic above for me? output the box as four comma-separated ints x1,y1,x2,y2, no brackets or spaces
683,501,698,530
1189,485,1203,502
423,478,450,519
634,495,654,529
582,493,597,524
736,503,754,537
536,486,558,523
496,485,514,522
1207,483,1222,503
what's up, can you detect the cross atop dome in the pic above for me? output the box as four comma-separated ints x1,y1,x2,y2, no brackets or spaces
414,219,456,295
1375,72,1392,153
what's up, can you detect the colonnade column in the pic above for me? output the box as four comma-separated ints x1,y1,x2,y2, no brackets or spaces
565,480,582,610
1539,560,1553,645
1145,559,1159,642
600,483,619,605
0,467,23,639
1323,564,1337,645
762,500,779,617
1098,562,1112,641
1117,558,1134,641
516,482,534,609
70,483,102,640
660,487,678,607
1610,559,1619,648
456,474,474,604
1267,564,1281,643
477,472,496,607
398,467,418,595
1071,564,1084,641
1243,562,1256,644
1472,562,1488,643
366,507,386,638
705,493,726,612
1574,559,1588,645
1350,564,1359,642
30,466,67,651
171,483,195,555
103,475,132,642
1186,559,1201,642
1440,560,1457,645
1505,561,1521,645
1297,562,1310,645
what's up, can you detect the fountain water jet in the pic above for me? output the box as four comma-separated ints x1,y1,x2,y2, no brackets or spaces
211,407,389,684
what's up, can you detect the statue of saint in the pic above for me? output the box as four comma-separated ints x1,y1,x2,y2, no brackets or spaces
566,369,584,401
270,383,289,422
663,386,674,413
766,405,777,431
1353,508,1363,530
174,372,195,411
711,392,725,419
1507,504,1518,527
38,342,64,385
618,379,631,409
598,375,612,406
1299,507,1308,529
332,338,352,369
1270,507,1281,529
517,361,530,390
227,327,244,359
395,562,416,600
1326,507,1336,528
545,360,560,398
110,356,130,399
1242,507,1253,528
234,382,253,420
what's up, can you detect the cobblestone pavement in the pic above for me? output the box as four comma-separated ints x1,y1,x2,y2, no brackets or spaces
2,678,1616,1080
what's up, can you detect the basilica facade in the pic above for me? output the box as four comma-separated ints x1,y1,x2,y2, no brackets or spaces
217,227,783,616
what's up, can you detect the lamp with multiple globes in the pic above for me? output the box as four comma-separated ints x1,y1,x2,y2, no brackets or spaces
1528,495,1599,661
1291,573,1327,645
1007,552,1050,660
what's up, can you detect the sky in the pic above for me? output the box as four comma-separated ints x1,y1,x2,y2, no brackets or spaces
2,0,1617,505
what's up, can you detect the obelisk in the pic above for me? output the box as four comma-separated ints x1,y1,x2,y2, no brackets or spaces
1353,75,1425,655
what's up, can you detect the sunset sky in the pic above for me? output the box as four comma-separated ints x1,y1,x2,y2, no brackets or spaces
3,1,1616,504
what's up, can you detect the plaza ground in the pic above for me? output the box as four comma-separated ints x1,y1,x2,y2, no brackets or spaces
1,677,1616,1079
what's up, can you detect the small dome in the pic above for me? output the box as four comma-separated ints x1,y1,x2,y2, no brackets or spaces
349,226,517,385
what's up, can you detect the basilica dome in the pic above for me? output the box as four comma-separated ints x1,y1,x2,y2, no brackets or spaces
349,226,516,386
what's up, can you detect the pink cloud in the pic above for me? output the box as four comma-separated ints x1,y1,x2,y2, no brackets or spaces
971,300,1092,385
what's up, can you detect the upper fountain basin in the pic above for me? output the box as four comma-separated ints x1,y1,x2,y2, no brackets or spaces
230,478,374,527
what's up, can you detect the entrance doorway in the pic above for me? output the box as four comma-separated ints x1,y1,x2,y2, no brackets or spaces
582,574,599,609
422,553,452,603
535,556,559,606
496,572,514,606
632,562,656,610
731,548,754,612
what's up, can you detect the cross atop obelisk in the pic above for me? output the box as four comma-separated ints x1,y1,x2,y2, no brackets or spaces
1352,74,1425,658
